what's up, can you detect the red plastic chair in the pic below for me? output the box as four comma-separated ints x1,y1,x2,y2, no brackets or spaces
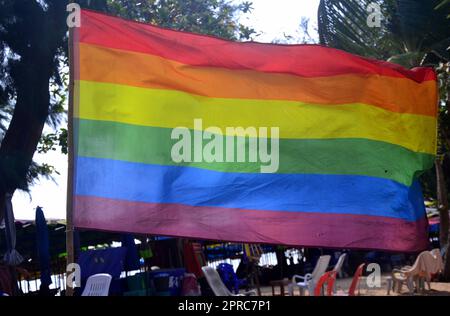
314,271,337,296
348,263,365,296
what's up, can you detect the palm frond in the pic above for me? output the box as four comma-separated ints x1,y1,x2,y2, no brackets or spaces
318,0,396,59
318,0,450,66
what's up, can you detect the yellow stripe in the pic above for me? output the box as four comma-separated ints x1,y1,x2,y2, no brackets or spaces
79,43,438,117
75,80,436,154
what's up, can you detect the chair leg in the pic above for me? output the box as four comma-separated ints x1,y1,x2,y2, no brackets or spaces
288,284,294,296
393,280,403,293
358,278,362,296
386,278,392,295
308,283,315,296
418,278,429,294
406,277,414,294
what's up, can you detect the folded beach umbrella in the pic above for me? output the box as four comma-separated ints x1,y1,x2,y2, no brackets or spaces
36,206,52,287
3,193,23,266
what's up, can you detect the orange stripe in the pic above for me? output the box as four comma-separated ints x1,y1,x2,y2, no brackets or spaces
78,43,437,117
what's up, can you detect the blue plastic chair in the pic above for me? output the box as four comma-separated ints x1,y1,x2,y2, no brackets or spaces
216,263,246,294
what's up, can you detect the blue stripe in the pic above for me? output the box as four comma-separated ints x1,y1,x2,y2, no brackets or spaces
74,156,426,221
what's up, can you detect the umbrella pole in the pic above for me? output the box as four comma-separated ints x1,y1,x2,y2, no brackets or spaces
65,26,76,297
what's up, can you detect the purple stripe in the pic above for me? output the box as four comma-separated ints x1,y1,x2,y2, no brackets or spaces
74,195,429,252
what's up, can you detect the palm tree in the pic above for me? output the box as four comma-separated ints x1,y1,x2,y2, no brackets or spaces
318,0,450,66
318,0,450,279
318,0,396,59
437,0,450,18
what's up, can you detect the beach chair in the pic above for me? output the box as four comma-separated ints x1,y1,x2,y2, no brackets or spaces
217,263,247,294
390,249,443,294
331,253,347,293
288,255,331,296
333,253,347,277
201,266,256,296
81,273,112,296
313,271,337,296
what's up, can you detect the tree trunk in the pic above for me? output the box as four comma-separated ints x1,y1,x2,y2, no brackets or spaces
435,158,450,280
0,52,52,221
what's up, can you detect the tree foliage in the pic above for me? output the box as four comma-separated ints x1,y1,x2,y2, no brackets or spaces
0,0,254,221
0,0,69,203
319,0,450,64
318,0,397,59
107,0,255,40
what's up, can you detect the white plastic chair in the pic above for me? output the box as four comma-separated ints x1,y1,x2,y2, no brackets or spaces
390,248,443,294
81,273,112,296
332,253,347,293
201,266,256,296
288,255,331,296
333,253,347,276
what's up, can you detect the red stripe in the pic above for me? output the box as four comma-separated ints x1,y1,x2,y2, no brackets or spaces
74,195,429,252
79,9,435,83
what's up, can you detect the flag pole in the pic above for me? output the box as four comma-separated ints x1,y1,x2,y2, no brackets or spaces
65,26,76,297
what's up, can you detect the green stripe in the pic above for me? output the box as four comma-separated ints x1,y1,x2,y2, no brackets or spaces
75,119,434,186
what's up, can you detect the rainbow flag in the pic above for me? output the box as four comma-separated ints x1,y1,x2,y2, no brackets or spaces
72,10,437,251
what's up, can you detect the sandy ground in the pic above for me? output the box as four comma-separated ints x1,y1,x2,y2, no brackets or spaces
257,274,450,296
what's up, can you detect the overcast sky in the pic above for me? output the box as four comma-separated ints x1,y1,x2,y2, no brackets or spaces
12,0,321,220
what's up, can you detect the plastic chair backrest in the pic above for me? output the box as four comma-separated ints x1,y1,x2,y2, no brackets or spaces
404,250,434,275
411,252,426,271
430,248,444,274
81,273,112,296
311,255,331,283
201,266,233,296
348,263,365,296
333,253,347,275
314,271,337,296
430,248,441,257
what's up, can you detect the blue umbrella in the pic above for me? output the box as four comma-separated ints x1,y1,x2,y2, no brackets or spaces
35,206,52,288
